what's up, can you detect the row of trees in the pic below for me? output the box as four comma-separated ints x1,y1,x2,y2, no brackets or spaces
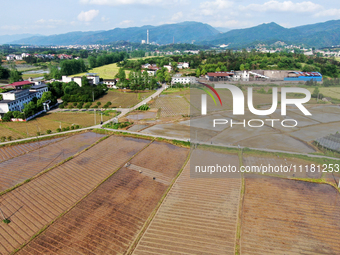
47,80,108,103
197,51,340,78
115,68,160,90
60,59,87,76
88,52,127,69
115,68,165,90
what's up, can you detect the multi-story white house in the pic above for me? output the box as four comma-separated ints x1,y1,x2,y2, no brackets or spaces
177,62,189,69
0,83,48,115
171,76,196,85
103,79,118,89
62,74,100,87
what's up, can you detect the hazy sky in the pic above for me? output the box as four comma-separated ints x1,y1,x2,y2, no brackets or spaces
1,0,340,35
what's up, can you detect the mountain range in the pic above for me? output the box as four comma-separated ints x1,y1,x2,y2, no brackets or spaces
6,20,340,48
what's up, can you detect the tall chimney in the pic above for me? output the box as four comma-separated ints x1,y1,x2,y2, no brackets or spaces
147,30,149,44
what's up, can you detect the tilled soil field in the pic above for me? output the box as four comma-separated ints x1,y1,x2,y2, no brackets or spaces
0,137,64,163
0,132,105,193
129,141,189,179
18,141,189,254
132,158,242,255
0,136,149,254
151,94,190,118
241,176,340,254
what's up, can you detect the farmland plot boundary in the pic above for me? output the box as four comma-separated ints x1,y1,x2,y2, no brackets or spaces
127,151,191,255
13,137,154,254
0,134,109,197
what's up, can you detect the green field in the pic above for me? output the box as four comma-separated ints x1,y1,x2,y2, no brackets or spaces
71,63,130,79
307,87,340,99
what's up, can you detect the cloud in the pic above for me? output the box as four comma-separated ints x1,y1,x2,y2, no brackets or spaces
199,0,234,16
171,11,183,21
101,16,110,22
1,25,21,30
209,19,254,28
315,8,340,17
240,1,322,13
77,10,100,22
119,20,134,27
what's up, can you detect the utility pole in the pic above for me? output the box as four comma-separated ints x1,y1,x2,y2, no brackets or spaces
93,91,94,102
101,113,103,123
94,109,96,125
24,112,28,137
59,122,61,129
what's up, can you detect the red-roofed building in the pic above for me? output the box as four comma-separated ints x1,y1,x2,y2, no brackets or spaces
5,81,35,90
206,72,234,81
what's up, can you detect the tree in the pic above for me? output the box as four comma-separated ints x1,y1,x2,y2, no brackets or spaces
116,68,126,81
9,70,22,83
311,87,322,99
164,72,171,84
88,56,97,69
240,64,245,71
81,76,90,87
196,69,201,78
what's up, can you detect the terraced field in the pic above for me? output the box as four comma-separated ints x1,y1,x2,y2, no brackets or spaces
0,136,149,254
241,176,340,254
0,132,105,193
133,157,242,255
0,137,64,163
18,140,189,254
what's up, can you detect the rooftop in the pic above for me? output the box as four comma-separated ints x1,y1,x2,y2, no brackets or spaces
0,100,14,104
7,81,34,87
207,72,234,77
30,84,47,89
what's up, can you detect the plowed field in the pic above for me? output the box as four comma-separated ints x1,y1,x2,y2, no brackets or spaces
0,137,64,163
18,141,189,254
241,176,340,254
0,132,105,193
0,136,149,254
133,158,242,255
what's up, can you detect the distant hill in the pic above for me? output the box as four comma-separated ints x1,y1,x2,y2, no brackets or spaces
10,31,103,46
8,20,340,48
10,22,219,46
0,34,41,45
214,27,230,33
201,20,340,48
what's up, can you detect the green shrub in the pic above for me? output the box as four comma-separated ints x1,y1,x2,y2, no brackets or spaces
75,125,80,129
57,128,61,132
137,104,150,111
46,130,52,134
1,136,6,142
2,219,10,224
37,132,41,136
71,126,74,130
7,136,12,141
